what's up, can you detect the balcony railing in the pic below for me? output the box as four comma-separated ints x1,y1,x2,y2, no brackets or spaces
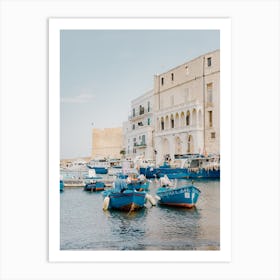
129,108,152,120
134,142,147,148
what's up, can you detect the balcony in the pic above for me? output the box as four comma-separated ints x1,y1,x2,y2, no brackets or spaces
134,142,147,148
129,108,152,120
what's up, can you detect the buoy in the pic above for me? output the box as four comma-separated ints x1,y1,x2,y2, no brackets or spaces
145,193,156,206
103,196,110,210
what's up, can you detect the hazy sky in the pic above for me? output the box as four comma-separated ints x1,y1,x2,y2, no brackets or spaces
60,30,219,159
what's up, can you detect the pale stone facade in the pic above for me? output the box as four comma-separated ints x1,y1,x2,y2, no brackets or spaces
91,127,123,159
153,50,220,164
124,90,155,160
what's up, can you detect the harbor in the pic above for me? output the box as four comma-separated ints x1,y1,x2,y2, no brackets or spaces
60,176,220,250
60,43,221,251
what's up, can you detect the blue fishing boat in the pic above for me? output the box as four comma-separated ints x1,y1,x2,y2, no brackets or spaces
87,159,109,174
84,181,105,192
156,183,201,208
83,169,106,191
102,178,155,211
116,171,150,191
60,180,64,192
184,156,220,179
139,166,160,179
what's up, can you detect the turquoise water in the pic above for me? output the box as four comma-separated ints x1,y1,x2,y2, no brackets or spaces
60,178,220,250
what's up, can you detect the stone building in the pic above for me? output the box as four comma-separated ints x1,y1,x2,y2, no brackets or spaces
123,90,155,160
91,127,123,159
153,50,220,164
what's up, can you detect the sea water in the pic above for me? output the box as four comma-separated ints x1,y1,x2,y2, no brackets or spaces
60,178,220,250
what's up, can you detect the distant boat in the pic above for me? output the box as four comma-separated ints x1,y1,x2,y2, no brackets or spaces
84,181,105,192
156,184,201,208
183,155,220,179
140,154,220,179
116,171,150,191
63,179,85,187
84,169,103,180
139,166,160,179
61,159,87,171
83,169,106,191
87,158,109,174
60,180,64,192
102,178,155,211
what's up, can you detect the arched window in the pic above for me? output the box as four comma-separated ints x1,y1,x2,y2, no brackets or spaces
192,109,197,126
198,110,202,127
161,117,164,130
186,111,190,126
165,115,169,130
187,135,193,153
180,112,185,127
175,137,182,154
175,113,179,128
170,114,174,128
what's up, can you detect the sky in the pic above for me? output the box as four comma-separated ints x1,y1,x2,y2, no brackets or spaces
60,30,220,159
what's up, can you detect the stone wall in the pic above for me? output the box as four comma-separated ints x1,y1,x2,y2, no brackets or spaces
91,127,123,159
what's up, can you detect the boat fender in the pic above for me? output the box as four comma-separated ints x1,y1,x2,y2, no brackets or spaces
155,195,161,201
145,193,156,206
103,196,110,211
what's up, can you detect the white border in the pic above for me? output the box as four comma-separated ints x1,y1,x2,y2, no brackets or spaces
49,18,231,262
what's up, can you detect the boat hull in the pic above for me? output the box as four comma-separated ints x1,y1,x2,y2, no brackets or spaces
87,166,108,174
84,181,105,191
139,167,160,179
158,169,220,179
156,185,200,208
102,190,147,211
60,180,64,192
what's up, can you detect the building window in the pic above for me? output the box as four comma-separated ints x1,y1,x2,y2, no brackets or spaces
211,132,216,139
139,105,144,115
132,124,135,130
161,77,164,86
207,57,212,67
132,108,135,117
147,118,151,125
142,135,146,145
208,111,213,127
171,116,174,128
161,120,164,130
171,73,174,81
147,101,150,112
207,83,213,103
186,111,190,126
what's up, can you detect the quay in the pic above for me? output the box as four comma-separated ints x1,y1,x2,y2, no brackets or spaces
63,178,114,188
